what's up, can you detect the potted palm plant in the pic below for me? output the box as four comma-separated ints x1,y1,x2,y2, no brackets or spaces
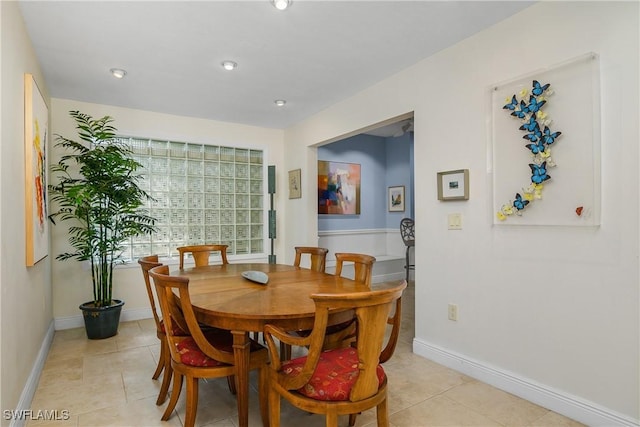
49,111,156,339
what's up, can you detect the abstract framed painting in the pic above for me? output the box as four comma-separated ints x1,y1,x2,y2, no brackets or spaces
317,160,361,215
24,73,49,266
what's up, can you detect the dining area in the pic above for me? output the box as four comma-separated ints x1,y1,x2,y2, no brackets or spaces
27,267,579,427
138,245,407,427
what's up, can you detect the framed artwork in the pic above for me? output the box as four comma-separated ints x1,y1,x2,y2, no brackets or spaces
388,186,405,212
288,168,301,199
437,169,469,201
318,160,361,215
490,53,600,226
24,73,49,266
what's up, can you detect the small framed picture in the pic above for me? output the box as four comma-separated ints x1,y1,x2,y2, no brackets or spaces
437,169,469,201
288,169,302,199
388,185,405,212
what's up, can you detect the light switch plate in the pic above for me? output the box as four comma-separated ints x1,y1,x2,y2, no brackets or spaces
448,303,458,321
448,213,462,230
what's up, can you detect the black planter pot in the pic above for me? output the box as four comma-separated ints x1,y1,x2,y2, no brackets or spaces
79,299,125,339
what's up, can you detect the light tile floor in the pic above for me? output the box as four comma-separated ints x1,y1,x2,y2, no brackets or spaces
28,284,584,426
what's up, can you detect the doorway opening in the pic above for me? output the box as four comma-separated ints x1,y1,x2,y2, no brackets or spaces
314,112,415,284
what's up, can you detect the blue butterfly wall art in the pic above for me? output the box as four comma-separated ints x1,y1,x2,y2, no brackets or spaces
496,80,562,221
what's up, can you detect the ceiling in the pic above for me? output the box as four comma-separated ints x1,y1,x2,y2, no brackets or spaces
18,1,533,135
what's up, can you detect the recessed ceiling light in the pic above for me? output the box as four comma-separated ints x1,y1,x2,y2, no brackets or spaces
221,61,238,71
274,100,286,107
271,0,291,11
110,68,127,79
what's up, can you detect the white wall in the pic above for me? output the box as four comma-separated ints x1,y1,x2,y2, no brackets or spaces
50,99,286,322
5,1,638,424
1,2,53,422
282,2,639,424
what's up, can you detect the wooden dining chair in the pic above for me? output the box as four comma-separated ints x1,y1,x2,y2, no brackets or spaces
294,246,329,272
286,252,378,358
335,252,376,287
279,246,330,359
335,252,402,362
148,265,269,427
138,255,174,405
315,252,377,351
380,291,404,364
138,255,238,405
349,283,405,426
264,280,407,427
177,244,229,269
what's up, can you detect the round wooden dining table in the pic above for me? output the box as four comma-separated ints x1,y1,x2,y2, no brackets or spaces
171,262,372,427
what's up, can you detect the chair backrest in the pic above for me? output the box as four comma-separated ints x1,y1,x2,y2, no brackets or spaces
293,246,329,272
400,218,415,246
148,265,234,365
380,294,403,363
334,252,376,287
270,280,407,401
177,244,229,269
138,255,163,332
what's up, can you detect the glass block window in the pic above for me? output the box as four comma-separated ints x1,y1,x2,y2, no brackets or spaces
118,137,265,261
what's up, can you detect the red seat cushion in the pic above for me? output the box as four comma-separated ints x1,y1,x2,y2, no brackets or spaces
280,347,386,401
161,318,229,338
175,329,263,367
159,318,189,336
177,338,228,367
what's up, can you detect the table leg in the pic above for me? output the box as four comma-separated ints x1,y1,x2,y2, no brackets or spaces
232,330,251,427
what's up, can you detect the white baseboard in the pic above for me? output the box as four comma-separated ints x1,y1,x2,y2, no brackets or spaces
413,338,639,427
14,312,154,426
54,307,153,330
372,271,406,283
120,307,153,322
10,322,55,427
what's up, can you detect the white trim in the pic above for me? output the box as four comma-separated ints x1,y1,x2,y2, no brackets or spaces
121,307,153,322
54,314,84,331
372,271,406,283
318,228,404,258
54,307,153,331
10,322,55,427
413,338,639,427
324,254,405,268
318,228,408,281
318,228,396,236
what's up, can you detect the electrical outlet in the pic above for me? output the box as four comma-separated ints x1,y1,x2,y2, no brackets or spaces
448,303,458,321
